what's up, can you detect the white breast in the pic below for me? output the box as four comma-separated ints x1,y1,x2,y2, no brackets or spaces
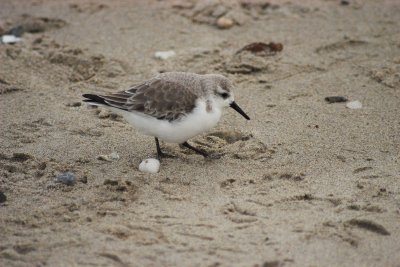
120,99,222,143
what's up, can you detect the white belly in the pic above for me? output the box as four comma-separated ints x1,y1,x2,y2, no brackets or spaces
120,99,222,143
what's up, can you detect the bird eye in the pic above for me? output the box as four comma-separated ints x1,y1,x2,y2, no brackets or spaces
220,92,229,99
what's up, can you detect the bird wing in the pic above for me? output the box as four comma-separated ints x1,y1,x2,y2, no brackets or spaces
96,78,198,122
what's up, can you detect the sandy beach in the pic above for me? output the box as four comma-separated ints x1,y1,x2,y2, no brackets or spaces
1,0,399,266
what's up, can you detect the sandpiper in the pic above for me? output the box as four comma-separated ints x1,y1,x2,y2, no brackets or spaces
83,72,250,159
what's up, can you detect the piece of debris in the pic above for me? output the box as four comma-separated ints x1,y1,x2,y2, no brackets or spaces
0,35,22,44
154,50,176,60
139,158,160,174
324,96,348,103
236,42,283,55
55,172,76,186
97,152,120,161
216,17,234,29
346,100,362,109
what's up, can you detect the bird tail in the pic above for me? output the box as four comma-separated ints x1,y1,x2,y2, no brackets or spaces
82,94,108,106
82,93,130,118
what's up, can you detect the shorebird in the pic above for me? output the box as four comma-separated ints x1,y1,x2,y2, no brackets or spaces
83,72,250,159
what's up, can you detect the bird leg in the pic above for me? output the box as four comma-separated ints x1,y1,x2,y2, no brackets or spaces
154,137,175,160
181,142,209,158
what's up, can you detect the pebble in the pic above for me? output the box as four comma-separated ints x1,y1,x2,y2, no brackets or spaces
346,100,362,109
55,172,76,186
0,191,6,203
216,17,234,29
325,96,348,103
97,152,120,161
154,50,176,60
1,35,22,44
139,158,160,174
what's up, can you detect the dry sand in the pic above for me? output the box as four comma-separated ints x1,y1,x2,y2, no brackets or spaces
1,0,399,266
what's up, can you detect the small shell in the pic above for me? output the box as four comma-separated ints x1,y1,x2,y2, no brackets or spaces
216,17,234,29
346,100,362,109
1,35,22,44
154,50,176,60
139,158,160,174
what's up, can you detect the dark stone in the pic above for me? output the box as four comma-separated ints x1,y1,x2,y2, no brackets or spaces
0,191,7,203
341,0,350,6
324,96,348,103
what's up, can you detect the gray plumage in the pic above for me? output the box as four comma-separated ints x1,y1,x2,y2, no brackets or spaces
83,72,233,122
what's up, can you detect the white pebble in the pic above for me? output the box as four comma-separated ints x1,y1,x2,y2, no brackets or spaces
346,100,362,109
139,158,160,174
154,50,176,60
216,17,234,29
1,35,22,44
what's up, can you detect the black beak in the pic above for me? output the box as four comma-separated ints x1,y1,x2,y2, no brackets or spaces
230,101,250,120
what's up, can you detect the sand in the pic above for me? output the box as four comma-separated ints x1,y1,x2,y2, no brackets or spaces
1,0,399,266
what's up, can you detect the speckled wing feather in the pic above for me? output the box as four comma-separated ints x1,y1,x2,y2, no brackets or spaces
98,78,198,122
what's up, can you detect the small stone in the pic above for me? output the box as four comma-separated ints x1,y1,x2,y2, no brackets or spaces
216,17,234,29
346,100,362,109
55,172,76,186
0,191,7,203
154,50,176,60
97,155,109,161
325,96,348,103
139,158,160,174
97,152,120,161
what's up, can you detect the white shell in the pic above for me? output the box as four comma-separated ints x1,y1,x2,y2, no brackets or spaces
139,158,160,174
1,35,22,44
154,50,176,60
346,100,362,109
